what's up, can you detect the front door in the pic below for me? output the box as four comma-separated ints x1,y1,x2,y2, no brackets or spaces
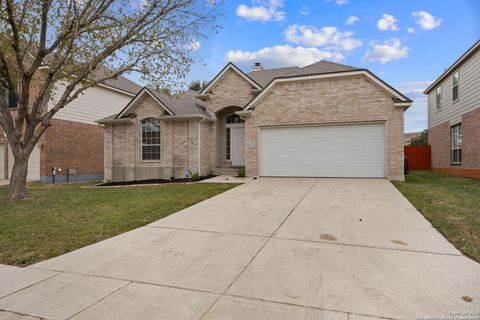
231,126,245,166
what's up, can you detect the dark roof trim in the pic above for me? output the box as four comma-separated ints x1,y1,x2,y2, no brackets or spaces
199,62,262,94
424,39,480,94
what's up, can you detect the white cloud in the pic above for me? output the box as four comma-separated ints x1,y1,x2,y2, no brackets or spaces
326,0,348,5
284,24,362,51
407,27,415,33
413,11,441,30
236,0,286,22
226,45,345,68
299,6,309,16
346,15,359,25
400,81,432,88
377,14,399,31
362,38,409,64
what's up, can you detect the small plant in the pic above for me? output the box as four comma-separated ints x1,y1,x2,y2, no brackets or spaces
207,170,214,178
236,167,246,178
190,172,200,182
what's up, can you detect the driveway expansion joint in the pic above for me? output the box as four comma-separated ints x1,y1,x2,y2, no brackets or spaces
271,236,464,257
65,281,132,320
198,178,320,320
145,225,268,238
0,271,60,301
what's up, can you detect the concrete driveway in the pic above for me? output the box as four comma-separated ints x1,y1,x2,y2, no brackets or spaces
1,178,479,320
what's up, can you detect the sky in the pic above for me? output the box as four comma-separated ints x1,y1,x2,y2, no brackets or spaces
133,0,480,133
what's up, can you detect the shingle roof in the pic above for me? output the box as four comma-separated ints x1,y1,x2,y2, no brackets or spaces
92,66,142,95
244,61,360,87
283,60,360,78
149,89,211,117
247,67,300,87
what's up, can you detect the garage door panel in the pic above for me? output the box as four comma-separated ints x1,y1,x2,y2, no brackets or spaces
261,124,385,178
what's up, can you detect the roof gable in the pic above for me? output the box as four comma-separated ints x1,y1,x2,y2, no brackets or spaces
243,69,411,111
200,62,262,94
115,87,175,119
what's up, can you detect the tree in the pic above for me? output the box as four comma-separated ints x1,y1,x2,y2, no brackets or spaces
410,130,428,146
0,0,220,201
188,79,208,91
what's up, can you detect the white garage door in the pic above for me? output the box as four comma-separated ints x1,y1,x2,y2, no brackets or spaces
261,123,385,178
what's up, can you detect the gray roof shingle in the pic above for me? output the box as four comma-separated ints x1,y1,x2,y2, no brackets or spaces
149,89,211,118
247,66,300,87
283,60,360,78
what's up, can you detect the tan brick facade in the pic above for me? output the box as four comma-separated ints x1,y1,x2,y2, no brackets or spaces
428,108,480,179
104,95,215,181
242,76,405,180
105,68,407,182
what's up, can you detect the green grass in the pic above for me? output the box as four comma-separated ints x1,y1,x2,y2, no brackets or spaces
0,182,239,266
392,171,480,262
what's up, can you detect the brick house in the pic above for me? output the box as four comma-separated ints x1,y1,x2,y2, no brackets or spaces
99,60,412,182
0,75,141,183
424,39,480,179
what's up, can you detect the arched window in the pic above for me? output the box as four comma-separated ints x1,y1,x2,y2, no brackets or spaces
141,118,161,160
226,113,244,124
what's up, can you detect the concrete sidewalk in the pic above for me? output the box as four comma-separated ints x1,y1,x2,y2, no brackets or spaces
0,178,479,320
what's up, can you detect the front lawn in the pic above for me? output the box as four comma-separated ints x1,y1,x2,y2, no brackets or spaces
392,171,480,262
0,182,238,266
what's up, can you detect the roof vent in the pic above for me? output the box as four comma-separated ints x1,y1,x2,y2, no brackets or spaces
251,62,264,71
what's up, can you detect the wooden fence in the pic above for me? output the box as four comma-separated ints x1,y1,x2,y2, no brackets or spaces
404,145,431,170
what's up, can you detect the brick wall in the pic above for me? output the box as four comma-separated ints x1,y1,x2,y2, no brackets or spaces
244,75,405,180
429,108,480,179
41,119,104,181
204,68,255,169
105,94,214,181
207,69,254,114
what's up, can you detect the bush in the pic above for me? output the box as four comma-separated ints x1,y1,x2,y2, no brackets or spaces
190,172,200,182
236,167,246,178
207,170,214,178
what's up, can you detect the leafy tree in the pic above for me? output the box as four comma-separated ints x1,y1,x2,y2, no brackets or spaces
0,0,220,201
188,79,208,91
410,130,428,146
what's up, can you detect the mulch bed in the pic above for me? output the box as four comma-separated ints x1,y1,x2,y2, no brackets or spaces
98,176,213,187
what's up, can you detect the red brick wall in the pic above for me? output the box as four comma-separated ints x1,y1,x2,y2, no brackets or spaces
428,122,451,168
462,108,480,168
41,119,104,179
429,108,480,179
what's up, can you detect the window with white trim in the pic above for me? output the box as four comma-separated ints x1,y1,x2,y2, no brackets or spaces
435,86,442,111
451,124,462,164
141,118,161,160
452,71,459,101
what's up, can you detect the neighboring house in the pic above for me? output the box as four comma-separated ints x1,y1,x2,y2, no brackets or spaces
424,39,480,179
99,60,412,182
0,75,141,182
404,132,422,145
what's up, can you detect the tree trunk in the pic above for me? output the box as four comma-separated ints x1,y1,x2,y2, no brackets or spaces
8,155,30,201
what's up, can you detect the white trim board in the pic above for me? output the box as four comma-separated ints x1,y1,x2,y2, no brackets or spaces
244,70,411,110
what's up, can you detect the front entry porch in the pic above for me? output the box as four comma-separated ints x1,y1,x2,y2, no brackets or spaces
215,108,245,175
